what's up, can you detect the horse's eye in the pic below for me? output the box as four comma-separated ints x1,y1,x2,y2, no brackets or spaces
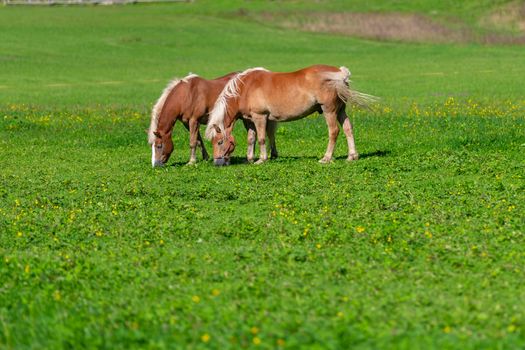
156,144,162,149
218,140,224,146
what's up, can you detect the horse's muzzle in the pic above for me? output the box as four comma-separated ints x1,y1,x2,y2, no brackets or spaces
214,158,230,166
152,160,165,168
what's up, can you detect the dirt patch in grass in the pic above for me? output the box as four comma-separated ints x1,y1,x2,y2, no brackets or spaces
256,11,525,45
481,1,525,32
274,12,469,44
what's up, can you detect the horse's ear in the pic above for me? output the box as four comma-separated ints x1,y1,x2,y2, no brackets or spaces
153,131,162,138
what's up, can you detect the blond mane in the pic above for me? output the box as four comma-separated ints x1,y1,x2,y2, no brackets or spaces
205,67,267,140
148,73,198,144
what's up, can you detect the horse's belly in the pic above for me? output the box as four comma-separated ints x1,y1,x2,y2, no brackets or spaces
247,88,320,121
268,104,321,122
268,113,306,122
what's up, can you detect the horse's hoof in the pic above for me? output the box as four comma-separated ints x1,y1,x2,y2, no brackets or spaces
254,159,266,165
186,160,197,166
347,154,359,161
319,157,333,164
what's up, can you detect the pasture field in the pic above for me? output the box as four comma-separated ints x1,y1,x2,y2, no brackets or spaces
1,1,525,349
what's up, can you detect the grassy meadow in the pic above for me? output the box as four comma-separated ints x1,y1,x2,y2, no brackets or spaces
1,1,524,349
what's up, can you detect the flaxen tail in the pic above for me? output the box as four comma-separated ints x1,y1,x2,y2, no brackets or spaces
324,66,378,109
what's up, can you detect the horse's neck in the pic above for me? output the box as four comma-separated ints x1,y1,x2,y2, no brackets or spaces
157,102,179,133
224,100,240,129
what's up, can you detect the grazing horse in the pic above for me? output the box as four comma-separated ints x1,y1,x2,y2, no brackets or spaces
148,72,238,167
205,65,376,164
148,72,278,167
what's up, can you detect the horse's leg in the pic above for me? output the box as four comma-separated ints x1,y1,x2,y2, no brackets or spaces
267,121,278,159
243,118,256,163
251,113,268,164
187,119,199,165
196,129,209,161
337,109,359,161
320,107,340,163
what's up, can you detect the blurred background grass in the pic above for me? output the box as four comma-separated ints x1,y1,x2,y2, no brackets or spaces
1,1,524,108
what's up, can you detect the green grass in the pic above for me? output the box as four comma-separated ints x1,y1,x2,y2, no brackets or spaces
1,2,525,349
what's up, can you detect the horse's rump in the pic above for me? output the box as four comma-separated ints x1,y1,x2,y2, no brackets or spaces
320,66,378,108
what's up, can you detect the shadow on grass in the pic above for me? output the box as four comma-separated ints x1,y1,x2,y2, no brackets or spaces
273,149,391,161
169,161,190,167
167,156,249,167
357,149,391,159
166,150,391,167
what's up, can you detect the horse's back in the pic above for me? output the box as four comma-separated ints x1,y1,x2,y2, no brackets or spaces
271,65,340,79
245,65,341,88
179,75,233,121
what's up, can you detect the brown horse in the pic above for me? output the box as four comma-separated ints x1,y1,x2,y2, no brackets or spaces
205,65,376,165
148,72,238,167
149,72,278,167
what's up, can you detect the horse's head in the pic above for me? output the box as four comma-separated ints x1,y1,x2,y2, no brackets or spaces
151,130,174,167
210,125,235,166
